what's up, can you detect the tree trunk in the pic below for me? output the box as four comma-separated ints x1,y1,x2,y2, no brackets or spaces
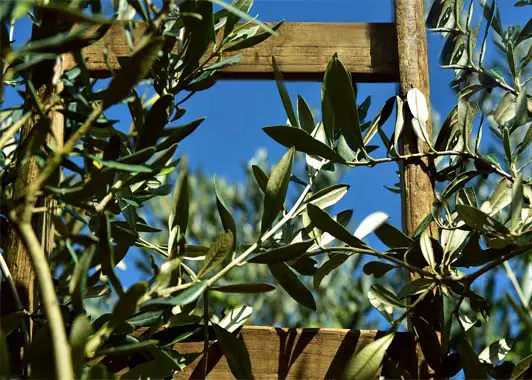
1,18,64,376
394,0,443,378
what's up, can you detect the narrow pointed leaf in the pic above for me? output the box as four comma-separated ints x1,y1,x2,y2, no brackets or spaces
297,95,316,134
343,333,395,380
212,324,253,380
198,231,234,277
210,283,276,293
263,126,344,162
214,178,237,250
363,261,396,278
249,240,313,263
144,281,207,307
306,204,366,249
314,253,350,289
251,164,268,193
374,223,413,248
511,174,523,232
261,147,294,234
269,262,316,310
103,37,163,109
272,56,298,127
293,184,349,217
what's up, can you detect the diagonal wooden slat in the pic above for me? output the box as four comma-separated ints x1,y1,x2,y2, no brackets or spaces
110,326,415,379
63,22,398,82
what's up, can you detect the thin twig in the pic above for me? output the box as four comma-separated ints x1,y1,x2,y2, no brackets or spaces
346,150,514,181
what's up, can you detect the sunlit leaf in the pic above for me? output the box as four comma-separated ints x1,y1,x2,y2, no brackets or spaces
198,231,234,277
343,333,395,380
261,147,294,234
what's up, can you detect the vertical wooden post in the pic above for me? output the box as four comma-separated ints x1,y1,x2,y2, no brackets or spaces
1,19,64,375
394,0,443,378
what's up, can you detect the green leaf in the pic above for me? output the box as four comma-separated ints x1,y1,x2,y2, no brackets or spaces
69,246,95,315
456,204,509,235
223,0,253,38
323,54,364,152
398,278,435,299
248,240,314,263
269,262,316,310
479,338,511,365
89,155,152,173
511,174,523,232
214,178,237,251
461,338,488,379
251,164,268,192
144,281,207,307
343,333,395,380
511,353,532,380
98,213,124,297
180,1,214,77
363,261,396,278
263,126,345,162
103,36,163,109
370,284,406,308
306,204,366,249
36,3,113,25
368,288,394,322
168,167,189,255
212,324,253,379
22,24,110,54
70,315,92,379
209,0,277,35
210,283,276,293
420,230,436,269
224,22,283,52
374,223,413,248
136,94,174,151
261,147,294,234
517,17,532,45
111,282,148,325
96,339,159,356
313,253,350,289
198,231,234,277
293,184,349,217
156,118,205,152
272,56,298,127
297,95,316,134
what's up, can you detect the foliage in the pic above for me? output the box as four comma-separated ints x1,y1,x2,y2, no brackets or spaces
0,0,530,379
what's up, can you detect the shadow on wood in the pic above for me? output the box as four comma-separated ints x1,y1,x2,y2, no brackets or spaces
169,326,415,379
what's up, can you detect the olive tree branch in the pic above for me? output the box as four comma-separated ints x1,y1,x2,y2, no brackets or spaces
347,150,514,182
317,247,435,278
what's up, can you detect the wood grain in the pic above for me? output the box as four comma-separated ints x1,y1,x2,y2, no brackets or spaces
63,22,398,82
395,0,442,378
110,326,415,379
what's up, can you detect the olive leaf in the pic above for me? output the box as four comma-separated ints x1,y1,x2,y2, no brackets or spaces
261,147,295,234
269,262,316,311
343,333,395,380
198,231,234,278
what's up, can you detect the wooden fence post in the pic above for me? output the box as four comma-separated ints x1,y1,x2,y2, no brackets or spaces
395,0,443,377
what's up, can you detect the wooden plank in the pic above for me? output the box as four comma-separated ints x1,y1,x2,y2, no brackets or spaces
395,0,442,378
63,23,398,82
111,326,415,379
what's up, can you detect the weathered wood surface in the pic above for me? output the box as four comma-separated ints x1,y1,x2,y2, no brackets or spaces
111,326,415,379
63,22,399,82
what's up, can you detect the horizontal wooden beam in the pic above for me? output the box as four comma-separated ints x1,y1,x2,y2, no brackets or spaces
63,23,398,82
111,326,415,379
